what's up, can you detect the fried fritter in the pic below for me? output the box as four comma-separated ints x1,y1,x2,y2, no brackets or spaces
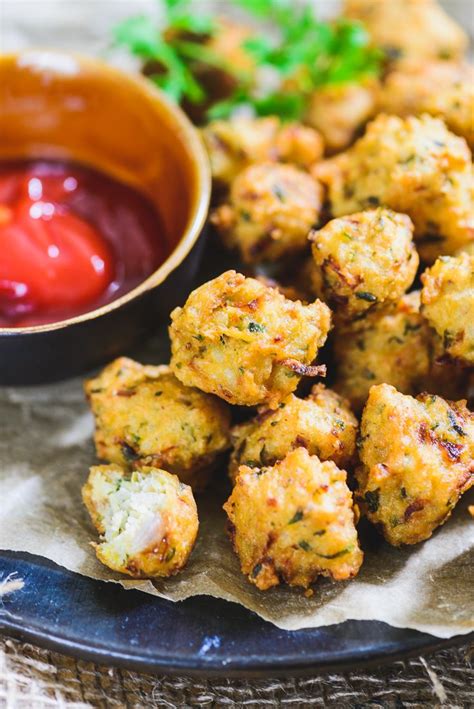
456,241,474,258
211,163,323,263
82,465,199,578
313,114,474,262
420,343,468,402
228,384,358,482
309,208,418,320
343,0,468,62
306,80,377,153
356,384,474,545
378,60,474,149
421,253,474,365
206,18,256,77
169,271,331,408
85,358,231,490
202,117,324,187
224,447,363,590
254,275,309,303
333,292,432,411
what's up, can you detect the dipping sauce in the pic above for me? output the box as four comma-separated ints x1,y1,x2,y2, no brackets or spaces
0,160,169,328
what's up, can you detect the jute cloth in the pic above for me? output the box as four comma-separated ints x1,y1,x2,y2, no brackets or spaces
1,636,472,708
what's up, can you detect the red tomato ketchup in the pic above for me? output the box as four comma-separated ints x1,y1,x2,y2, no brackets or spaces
0,160,168,327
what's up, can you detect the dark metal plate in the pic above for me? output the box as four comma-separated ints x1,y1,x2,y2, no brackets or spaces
0,551,469,677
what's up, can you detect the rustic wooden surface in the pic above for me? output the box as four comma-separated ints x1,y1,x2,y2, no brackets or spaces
1,635,473,707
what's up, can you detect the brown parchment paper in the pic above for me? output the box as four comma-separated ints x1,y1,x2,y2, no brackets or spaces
0,331,473,638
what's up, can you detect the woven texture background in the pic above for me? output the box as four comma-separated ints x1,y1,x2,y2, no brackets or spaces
1,636,473,707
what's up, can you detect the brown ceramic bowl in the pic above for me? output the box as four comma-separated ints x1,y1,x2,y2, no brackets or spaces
0,50,211,385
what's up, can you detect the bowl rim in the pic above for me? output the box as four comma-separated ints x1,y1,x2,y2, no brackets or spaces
0,49,211,335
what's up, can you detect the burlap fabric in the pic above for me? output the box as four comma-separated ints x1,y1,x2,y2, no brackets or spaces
1,636,473,707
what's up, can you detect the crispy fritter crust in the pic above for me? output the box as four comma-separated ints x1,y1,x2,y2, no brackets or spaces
82,465,199,578
306,80,377,153
356,384,474,545
421,253,474,364
313,114,474,262
224,447,363,590
343,0,468,62
85,358,231,490
333,292,432,411
202,117,324,186
228,384,358,481
309,208,418,320
169,271,331,408
211,163,323,263
378,61,474,149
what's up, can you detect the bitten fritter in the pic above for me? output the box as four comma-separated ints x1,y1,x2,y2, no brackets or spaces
421,253,474,365
211,163,323,263
343,0,468,62
202,117,324,187
313,114,474,262
224,447,363,590
356,384,474,545
85,358,231,490
378,61,474,149
82,465,199,578
305,80,377,153
309,208,418,320
169,271,331,408
228,384,358,482
333,292,432,411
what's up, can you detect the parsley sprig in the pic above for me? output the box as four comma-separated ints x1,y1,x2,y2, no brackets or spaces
113,0,382,121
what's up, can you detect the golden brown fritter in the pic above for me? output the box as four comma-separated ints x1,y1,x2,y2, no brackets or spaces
313,114,474,262
224,447,363,590
228,384,358,482
333,292,432,411
85,358,231,490
299,256,325,301
254,275,309,303
343,0,468,62
356,384,474,545
378,60,474,149
82,465,199,578
206,18,256,77
421,253,474,365
309,208,418,320
202,117,324,187
456,241,474,258
306,80,377,153
169,271,331,408
420,344,468,402
211,163,323,263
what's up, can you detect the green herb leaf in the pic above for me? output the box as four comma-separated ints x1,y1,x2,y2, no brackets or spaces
248,321,265,333
356,291,378,302
289,510,304,524
364,489,380,513
114,0,383,121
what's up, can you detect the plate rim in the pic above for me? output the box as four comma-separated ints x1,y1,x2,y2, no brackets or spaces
1,551,471,678
1,617,469,678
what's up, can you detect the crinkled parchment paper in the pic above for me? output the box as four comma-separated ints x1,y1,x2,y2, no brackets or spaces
1,0,473,639
0,331,473,638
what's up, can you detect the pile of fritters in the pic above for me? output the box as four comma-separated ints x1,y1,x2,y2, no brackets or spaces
82,0,473,592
